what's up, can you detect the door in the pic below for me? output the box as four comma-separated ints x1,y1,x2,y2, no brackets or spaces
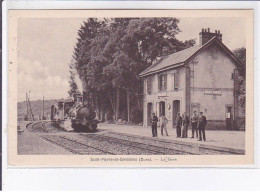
226,106,233,129
172,100,180,127
159,101,165,116
147,103,153,126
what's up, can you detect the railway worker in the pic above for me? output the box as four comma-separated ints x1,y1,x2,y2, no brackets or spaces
151,113,158,137
159,114,168,136
175,113,182,138
197,112,207,141
181,112,190,138
191,111,198,138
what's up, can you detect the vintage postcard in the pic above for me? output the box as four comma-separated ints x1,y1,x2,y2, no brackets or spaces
8,9,254,167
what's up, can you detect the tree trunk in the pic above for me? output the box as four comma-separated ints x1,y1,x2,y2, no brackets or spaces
116,87,120,121
136,94,143,111
95,95,100,120
127,88,130,123
109,90,116,121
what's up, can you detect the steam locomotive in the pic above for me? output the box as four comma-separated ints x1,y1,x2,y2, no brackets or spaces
50,93,99,132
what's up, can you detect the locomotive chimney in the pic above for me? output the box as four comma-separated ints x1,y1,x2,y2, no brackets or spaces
199,28,222,46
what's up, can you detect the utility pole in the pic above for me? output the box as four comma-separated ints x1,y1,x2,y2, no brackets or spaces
127,88,130,123
42,95,45,120
26,93,29,120
27,91,35,121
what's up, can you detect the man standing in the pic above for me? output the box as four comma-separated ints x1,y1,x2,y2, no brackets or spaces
198,112,207,141
191,111,198,138
175,113,182,138
182,112,190,138
151,113,158,137
159,115,168,136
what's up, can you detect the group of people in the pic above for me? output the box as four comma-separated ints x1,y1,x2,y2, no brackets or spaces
150,111,207,141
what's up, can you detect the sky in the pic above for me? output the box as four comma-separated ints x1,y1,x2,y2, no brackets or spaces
17,17,246,102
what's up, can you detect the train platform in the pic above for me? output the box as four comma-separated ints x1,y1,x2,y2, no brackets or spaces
18,121,73,155
98,123,245,151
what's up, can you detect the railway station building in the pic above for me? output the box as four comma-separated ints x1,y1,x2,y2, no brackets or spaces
139,29,244,130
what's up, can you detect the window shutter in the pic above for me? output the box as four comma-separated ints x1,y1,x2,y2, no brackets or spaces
164,74,167,90
172,73,175,90
158,75,161,91
147,78,151,94
174,70,179,89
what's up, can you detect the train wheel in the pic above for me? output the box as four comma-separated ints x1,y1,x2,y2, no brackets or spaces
89,124,97,132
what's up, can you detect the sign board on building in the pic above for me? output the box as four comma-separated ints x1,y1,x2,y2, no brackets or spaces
204,90,222,96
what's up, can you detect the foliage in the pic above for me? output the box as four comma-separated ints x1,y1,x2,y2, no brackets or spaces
71,18,195,122
233,47,246,66
68,59,80,97
17,99,64,121
233,47,246,114
105,111,114,121
130,107,143,124
233,47,246,77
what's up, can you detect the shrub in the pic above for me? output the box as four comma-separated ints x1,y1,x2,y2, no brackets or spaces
120,111,127,121
106,111,114,121
130,108,143,124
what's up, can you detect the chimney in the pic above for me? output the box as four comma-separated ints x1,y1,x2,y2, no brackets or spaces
199,28,222,46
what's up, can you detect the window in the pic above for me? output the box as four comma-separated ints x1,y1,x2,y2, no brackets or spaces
158,74,167,91
231,73,234,80
147,77,152,94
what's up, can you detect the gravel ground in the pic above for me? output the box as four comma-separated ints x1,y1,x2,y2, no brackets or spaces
98,123,245,150
18,129,72,155
18,121,244,155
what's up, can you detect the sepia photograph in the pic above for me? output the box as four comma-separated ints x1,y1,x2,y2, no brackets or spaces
8,9,254,166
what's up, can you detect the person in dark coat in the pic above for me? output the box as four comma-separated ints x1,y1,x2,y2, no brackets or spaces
175,112,182,138
191,111,198,138
151,113,158,137
197,112,207,141
182,112,190,138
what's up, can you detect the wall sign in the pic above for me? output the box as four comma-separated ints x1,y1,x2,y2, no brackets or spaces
204,90,222,96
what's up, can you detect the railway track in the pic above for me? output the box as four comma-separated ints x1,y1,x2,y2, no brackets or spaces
79,133,195,155
100,131,244,155
28,121,64,133
27,121,244,155
29,121,192,155
27,121,49,133
41,135,114,155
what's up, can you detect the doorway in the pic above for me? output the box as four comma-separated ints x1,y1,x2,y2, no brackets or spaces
226,105,233,129
172,100,180,127
159,101,165,116
147,102,153,126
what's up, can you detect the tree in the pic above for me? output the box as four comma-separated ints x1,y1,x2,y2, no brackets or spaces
233,47,246,65
233,47,246,115
68,59,79,97
72,18,196,122
233,47,246,77
104,18,195,120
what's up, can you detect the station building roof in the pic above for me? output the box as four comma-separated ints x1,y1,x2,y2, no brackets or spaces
139,37,244,78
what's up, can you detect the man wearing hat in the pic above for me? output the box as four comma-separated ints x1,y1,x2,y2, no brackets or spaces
151,113,158,137
175,112,182,138
197,112,207,141
182,112,190,138
191,111,198,138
